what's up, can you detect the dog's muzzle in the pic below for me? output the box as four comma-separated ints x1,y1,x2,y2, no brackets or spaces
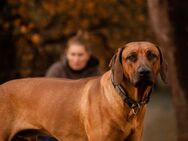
134,66,153,87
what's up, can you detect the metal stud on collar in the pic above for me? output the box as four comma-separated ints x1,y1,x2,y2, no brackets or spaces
131,103,141,115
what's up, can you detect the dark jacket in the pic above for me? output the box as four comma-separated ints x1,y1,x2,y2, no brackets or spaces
45,56,100,79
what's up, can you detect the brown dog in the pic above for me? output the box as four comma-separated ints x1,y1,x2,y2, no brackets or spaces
0,41,167,141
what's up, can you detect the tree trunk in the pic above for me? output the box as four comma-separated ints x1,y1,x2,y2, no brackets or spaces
147,0,188,141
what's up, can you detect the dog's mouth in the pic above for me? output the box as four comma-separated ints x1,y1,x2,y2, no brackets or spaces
134,76,154,87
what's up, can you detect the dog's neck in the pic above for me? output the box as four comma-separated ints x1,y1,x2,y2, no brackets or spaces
120,79,152,103
110,71,152,110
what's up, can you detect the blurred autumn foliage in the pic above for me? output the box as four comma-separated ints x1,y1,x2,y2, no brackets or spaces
0,0,155,83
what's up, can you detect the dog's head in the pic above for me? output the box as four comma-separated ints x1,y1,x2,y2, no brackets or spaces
109,41,167,87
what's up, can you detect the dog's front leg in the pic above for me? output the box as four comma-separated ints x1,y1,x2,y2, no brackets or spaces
87,132,122,141
124,128,143,141
85,124,125,141
85,126,108,141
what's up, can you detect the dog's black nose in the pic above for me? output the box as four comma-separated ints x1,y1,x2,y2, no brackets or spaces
138,67,151,77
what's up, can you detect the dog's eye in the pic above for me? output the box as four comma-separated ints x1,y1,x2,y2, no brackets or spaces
126,54,137,62
147,52,157,60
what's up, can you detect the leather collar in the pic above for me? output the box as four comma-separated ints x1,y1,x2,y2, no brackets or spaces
111,75,152,114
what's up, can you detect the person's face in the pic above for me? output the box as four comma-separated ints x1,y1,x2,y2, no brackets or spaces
66,44,90,71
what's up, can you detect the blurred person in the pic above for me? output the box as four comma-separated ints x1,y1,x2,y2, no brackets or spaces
38,31,100,141
45,31,100,79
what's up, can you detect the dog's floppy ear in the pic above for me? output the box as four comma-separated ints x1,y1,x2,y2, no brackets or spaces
109,48,124,85
156,46,168,83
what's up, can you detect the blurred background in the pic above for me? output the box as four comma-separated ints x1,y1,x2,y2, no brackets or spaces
0,0,187,141
0,0,155,80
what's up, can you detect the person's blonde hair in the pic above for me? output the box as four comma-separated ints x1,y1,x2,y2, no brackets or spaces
67,30,91,52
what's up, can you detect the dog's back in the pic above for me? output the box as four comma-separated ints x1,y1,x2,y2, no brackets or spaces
0,77,100,140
